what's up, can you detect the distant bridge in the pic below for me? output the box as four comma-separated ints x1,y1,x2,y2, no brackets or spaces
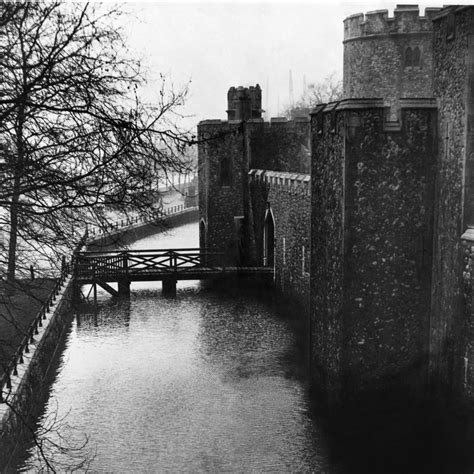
74,248,273,298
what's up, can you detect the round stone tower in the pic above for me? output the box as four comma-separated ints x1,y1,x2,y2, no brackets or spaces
343,5,442,105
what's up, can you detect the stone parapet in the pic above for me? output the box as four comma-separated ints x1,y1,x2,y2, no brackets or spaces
344,5,442,42
198,117,310,128
249,169,310,196
312,98,437,132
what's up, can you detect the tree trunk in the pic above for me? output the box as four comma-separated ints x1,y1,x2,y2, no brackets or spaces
7,102,25,282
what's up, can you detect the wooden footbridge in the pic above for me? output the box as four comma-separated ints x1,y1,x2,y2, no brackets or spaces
73,248,273,298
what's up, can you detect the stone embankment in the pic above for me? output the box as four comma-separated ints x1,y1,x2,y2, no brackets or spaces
87,206,198,248
0,273,74,465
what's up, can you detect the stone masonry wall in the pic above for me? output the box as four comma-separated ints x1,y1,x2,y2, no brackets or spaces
343,6,441,108
0,278,74,467
462,232,474,400
431,6,474,399
249,170,311,309
342,105,437,399
198,120,247,265
311,100,437,402
248,118,310,174
198,108,311,267
310,107,345,401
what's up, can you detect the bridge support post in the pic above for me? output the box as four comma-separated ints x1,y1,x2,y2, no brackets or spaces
118,278,130,296
118,251,130,296
162,277,177,296
72,280,81,303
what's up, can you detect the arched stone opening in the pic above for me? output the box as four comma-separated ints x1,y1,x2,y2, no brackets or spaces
263,206,275,267
405,47,413,67
405,46,421,68
199,218,207,263
412,46,421,67
199,218,207,247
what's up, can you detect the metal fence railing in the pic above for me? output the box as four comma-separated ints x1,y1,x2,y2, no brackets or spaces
87,204,191,239
0,261,71,401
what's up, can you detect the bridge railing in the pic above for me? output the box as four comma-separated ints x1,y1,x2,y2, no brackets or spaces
73,248,226,280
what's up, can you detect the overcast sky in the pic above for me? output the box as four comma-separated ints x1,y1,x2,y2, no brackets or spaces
119,1,459,130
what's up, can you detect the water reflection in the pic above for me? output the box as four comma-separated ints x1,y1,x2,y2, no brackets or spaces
18,269,334,472
12,221,474,473
197,291,294,382
75,298,131,331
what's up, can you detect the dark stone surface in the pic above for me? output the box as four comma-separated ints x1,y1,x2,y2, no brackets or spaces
198,115,311,267
250,175,311,308
310,110,345,401
248,119,310,173
462,235,474,401
311,102,437,402
431,6,474,400
227,85,262,121
198,121,247,266
198,9,474,407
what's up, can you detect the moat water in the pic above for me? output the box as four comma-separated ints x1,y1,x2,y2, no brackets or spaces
11,222,474,473
13,222,332,472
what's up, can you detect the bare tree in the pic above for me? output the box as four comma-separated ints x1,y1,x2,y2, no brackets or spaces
0,2,193,282
284,72,343,119
0,2,194,469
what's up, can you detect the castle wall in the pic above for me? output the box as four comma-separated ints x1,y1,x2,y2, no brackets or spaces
430,6,474,400
197,6,474,408
462,232,474,400
248,118,310,174
311,100,437,403
249,170,311,309
198,120,247,265
198,93,311,267
310,106,345,400
343,6,440,107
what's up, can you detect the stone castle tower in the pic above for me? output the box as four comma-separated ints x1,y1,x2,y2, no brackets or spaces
226,85,262,121
343,5,441,110
198,5,474,408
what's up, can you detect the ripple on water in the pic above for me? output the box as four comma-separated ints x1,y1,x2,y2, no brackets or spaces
19,223,331,472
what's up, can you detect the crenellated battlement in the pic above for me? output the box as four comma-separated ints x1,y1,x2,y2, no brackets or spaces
249,169,310,197
199,116,309,128
344,5,442,41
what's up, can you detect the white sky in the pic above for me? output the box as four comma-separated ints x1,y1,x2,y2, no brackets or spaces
118,1,464,130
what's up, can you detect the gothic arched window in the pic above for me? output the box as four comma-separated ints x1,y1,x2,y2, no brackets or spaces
405,47,413,67
405,46,421,68
412,47,421,67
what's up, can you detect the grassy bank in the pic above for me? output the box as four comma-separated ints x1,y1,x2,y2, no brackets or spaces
0,279,56,379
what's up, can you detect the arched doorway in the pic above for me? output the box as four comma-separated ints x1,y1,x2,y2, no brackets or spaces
199,218,207,264
263,207,275,267
199,219,207,248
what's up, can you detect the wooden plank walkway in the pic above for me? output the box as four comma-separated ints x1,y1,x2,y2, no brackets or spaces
73,248,273,296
